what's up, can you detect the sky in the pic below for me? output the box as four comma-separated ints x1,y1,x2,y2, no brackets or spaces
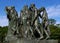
0,0,60,26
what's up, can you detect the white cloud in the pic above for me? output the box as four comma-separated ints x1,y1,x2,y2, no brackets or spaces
46,5,60,18
56,21,60,24
46,5,60,24
0,16,8,26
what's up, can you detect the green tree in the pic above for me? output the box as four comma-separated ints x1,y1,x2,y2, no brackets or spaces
49,25,60,39
0,26,8,42
48,18,56,25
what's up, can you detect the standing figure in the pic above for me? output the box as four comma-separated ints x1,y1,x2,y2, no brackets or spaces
5,6,18,42
34,8,43,39
29,4,43,39
20,5,32,38
42,7,50,39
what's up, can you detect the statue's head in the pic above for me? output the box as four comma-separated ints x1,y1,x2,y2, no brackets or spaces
29,3,36,11
30,4,35,8
39,7,45,11
21,10,23,13
20,10,24,15
5,6,15,20
23,5,28,11
5,6,15,14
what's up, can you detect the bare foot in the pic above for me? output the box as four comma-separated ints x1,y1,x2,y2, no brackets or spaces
38,36,44,40
45,36,50,40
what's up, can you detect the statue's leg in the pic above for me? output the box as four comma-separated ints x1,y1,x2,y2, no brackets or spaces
28,26,34,39
47,26,51,36
24,25,32,39
19,26,24,38
21,27,24,38
35,26,43,40
22,19,27,38
24,25,29,38
40,23,44,35
25,26,28,38
44,27,50,39
44,22,50,39
23,26,27,38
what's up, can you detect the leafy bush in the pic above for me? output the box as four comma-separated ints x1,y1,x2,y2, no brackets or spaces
0,26,8,42
49,25,60,39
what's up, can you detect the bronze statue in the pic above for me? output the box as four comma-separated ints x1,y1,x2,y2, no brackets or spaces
5,4,50,42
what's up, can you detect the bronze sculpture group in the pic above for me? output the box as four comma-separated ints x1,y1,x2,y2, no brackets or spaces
5,4,50,42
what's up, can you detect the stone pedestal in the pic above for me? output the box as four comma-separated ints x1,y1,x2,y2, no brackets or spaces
5,38,58,43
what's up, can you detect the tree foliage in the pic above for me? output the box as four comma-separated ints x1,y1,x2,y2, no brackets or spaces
48,18,56,25
49,25,60,39
0,26,8,42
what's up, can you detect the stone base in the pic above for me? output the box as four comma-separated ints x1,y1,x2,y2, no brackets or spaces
5,39,58,43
